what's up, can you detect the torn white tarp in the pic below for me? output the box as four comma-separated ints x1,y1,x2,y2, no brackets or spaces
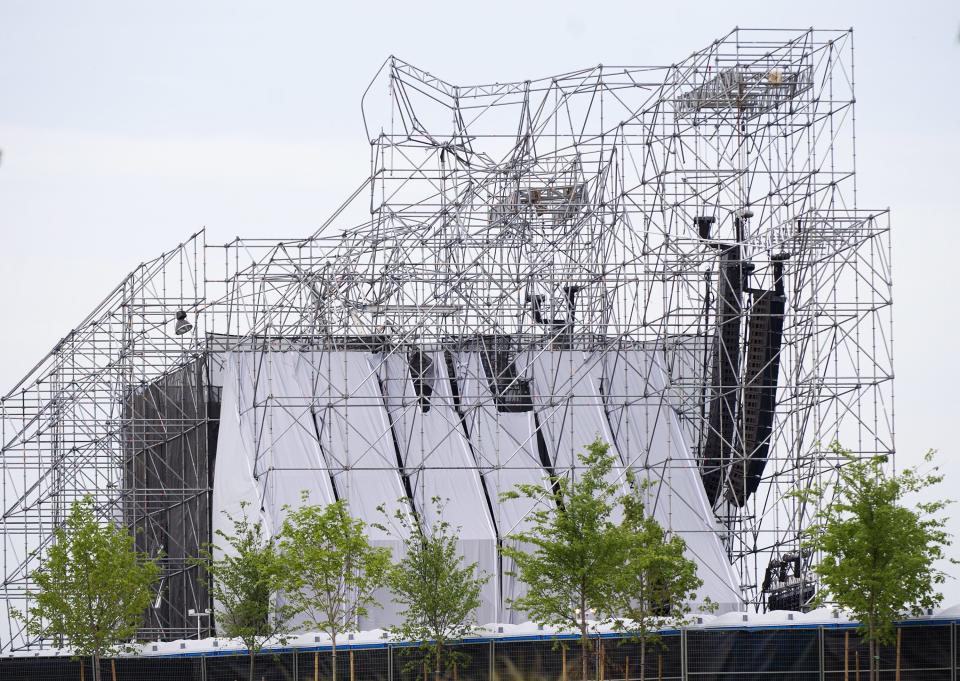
212,348,741,628
260,352,338,527
521,350,626,475
604,349,741,612
520,348,630,529
212,352,266,534
451,350,550,622
376,350,499,624
213,351,408,628
306,351,411,628
305,351,410,524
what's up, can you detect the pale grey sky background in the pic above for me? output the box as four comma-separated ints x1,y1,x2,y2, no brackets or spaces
1,1,959,600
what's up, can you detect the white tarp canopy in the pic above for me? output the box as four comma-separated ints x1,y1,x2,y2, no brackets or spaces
521,349,626,475
604,349,741,612
213,347,742,631
213,351,411,629
451,351,549,623
304,351,412,628
376,351,499,624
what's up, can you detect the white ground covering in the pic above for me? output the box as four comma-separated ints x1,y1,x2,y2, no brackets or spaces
12,607,960,658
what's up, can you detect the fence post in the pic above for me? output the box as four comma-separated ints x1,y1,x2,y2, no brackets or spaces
952,622,956,681
680,628,688,681
388,645,393,681
597,638,603,681
844,630,849,681
895,627,901,681
819,626,825,681
488,639,495,681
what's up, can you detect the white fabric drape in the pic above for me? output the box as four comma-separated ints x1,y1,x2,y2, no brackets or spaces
451,351,549,623
375,351,499,624
520,350,625,475
604,349,741,612
213,348,742,629
306,351,411,628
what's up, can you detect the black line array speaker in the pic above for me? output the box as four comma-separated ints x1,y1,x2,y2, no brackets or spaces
701,246,744,505
727,290,785,506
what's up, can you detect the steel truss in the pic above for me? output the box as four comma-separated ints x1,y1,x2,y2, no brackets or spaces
0,28,893,648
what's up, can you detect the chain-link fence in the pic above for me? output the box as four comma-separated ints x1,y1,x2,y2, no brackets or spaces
1,622,955,681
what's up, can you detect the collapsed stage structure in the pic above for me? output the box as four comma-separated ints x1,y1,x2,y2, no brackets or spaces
0,28,893,647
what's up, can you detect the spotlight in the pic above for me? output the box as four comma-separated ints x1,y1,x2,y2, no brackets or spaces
174,310,193,336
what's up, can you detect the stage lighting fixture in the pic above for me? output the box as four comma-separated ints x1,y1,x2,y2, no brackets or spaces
174,310,193,336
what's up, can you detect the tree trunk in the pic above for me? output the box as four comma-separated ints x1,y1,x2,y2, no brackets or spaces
868,623,877,681
332,638,338,681
580,624,590,681
638,642,645,681
92,652,101,681
434,637,447,681
248,650,256,681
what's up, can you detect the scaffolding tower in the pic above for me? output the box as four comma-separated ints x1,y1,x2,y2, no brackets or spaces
0,28,893,648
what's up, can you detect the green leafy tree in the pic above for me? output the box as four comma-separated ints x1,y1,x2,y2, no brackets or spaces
501,439,629,681
277,494,391,681
799,443,954,681
13,496,160,681
609,473,707,681
199,503,294,681
380,497,489,681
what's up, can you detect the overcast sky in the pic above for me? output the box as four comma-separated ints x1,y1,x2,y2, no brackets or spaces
1,1,959,601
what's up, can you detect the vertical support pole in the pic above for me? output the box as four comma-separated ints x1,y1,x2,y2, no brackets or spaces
855,651,860,681
314,651,319,681
845,630,849,681
952,622,957,681
599,639,605,681
489,639,494,681
895,628,901,681
80,659,85,681
680,629,688,681
350,648,355,681
658,654,662,681
111,658,117,681
818,627,825,681
817,627,825,681
562,645,567,681
625,656,630,681
388,645,394,681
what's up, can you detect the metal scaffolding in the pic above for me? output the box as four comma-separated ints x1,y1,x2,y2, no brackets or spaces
0,27,893,648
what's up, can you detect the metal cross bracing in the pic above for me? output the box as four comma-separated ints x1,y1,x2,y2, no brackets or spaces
0,27,893,649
